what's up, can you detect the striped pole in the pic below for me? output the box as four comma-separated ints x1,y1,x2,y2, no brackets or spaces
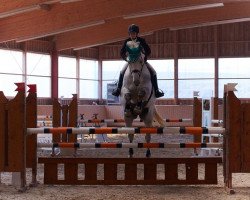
27,126,225,135
211,119,223,124
37,142,223,149
37,115,52,120
78,118,192,123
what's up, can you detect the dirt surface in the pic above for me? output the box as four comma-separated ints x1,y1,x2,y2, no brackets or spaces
1,134,250,200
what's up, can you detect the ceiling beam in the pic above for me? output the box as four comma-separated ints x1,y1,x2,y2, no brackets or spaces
0,0,59,16
55,2,250,51
0,0,241,43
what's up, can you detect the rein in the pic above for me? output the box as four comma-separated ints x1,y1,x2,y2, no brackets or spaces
128,57,153,107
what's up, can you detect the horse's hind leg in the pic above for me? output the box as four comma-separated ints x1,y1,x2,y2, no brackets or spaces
125,118,134,158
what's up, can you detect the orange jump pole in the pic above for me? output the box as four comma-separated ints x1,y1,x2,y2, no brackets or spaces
79,118,192,123
27,126,225,135
38,142,223,149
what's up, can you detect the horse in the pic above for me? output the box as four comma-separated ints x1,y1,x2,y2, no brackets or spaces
120,41,166,157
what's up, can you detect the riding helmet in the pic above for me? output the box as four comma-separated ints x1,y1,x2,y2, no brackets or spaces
128,24,139,34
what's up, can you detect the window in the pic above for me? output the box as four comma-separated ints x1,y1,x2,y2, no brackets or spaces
58,56,76,98
0,74,23,97
148,59,174,98
26,52,51,97
102,60,126,99
26,76,51,98
0,49,23,96
178,59,214,98
79,59,98,98
219,58,250,98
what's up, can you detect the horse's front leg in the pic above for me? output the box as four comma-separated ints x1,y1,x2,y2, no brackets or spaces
125,118,134,158
134,89,146,115
124,93,133,117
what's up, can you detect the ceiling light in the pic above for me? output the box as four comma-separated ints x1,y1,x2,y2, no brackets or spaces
169,17,250,31
0,5,40,19
123,3,224,19
60,0,83,3
0,1,60,19
16,20,105,43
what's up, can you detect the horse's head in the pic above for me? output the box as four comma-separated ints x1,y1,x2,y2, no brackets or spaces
126,41,145,86
128,56,145,86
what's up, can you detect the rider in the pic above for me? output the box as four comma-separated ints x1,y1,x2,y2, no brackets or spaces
112,24,164,98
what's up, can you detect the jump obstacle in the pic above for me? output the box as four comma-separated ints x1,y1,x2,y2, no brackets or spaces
0,83,247,193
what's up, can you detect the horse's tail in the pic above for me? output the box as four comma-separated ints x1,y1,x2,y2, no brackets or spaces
153,107,167,127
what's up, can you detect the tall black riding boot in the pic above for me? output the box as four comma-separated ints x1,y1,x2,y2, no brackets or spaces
151,75,164,98
112,73,124,97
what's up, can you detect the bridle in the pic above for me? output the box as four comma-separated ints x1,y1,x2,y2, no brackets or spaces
128,55,144,78
128,55,153,105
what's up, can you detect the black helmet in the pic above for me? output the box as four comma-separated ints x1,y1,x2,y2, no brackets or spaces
128,24,139,34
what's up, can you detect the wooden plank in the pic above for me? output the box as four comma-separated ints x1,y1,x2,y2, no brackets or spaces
7,91,25,172
211,97,219,142
104,163,117,181
52,99,61,142
0,0,232,43
38,157,222,164
212,97,219,121
165,163,178,182
125,163,137,181
61,105,68,142
65,162,78,184
85,163,97,181
44,163,58,184
205,163,218,184
144,163,157,181
68,96,77,142
56,2,250,50
38,157,222,185
0,0,56,14
241,104,250,172
26,91,38,185
226,91,241,173
0,104,5,171
193,97,202,142
0,92,8,171
186,163,198,182
26,92,37,169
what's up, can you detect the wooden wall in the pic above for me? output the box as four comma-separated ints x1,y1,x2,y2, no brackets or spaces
99,21,250,60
